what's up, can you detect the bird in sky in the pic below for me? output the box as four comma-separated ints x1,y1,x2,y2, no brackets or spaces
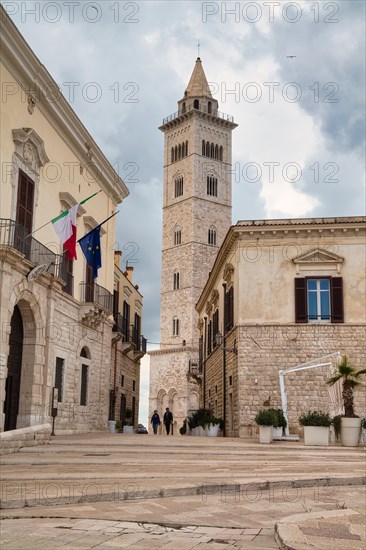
287,55,297,58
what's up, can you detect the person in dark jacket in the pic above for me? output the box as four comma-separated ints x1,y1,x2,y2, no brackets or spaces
150,410,161,435
163,407,173,435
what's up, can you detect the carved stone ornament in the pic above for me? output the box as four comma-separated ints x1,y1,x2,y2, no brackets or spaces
23,141,34,167
12,128,49,169
27,95,36,115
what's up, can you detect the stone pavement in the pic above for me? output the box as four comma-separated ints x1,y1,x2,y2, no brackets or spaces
0,433,365,548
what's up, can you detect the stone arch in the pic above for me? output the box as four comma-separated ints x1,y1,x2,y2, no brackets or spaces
4,287,44,430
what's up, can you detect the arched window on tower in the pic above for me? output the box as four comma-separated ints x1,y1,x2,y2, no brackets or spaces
206,141,210,157
171,148,174,163
178,144,182,160
174,176,183,198
185,140,188,156
174,226,182,246
208,101,212,114
215,144,219,159
193,99,199,109
219,146,223,161
202,140,206,156
211,143,214,158
173,271,180,290
174,145,178,162
182,102,186,113
173,317,180,336
208,226,217,246
207,176,218,197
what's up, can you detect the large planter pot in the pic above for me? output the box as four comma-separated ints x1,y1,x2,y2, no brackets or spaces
259,426,273,444
191,427,199,436
303,426,329,446
206,423,220,437
108,420,116,433
198,426,206,436
341,417,362,447
273,427,283,440
123,425,134,434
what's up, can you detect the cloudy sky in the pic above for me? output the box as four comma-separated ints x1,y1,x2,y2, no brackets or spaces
6,0,365,425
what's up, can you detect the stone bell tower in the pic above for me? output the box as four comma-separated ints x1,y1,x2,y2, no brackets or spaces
149,58,237,433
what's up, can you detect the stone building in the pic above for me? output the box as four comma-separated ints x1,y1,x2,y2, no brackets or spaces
196,217,366,437
149,58,237,433
110,252,146,429
0,7,129,434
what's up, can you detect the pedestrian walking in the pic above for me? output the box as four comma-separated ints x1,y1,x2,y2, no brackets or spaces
150,410,161,435
163,407,173,435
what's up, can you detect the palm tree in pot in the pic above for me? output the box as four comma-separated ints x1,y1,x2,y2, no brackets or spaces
327,356,366,447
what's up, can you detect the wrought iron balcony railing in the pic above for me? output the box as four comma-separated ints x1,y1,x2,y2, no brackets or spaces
80,282,113,313
0,218,65,280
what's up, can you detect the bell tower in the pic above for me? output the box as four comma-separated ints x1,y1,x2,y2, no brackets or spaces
149,58,237,432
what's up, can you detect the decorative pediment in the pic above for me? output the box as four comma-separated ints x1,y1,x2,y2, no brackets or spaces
13,128,49,171
59,192,86,217
84,216,106,236
210,289,219,304
292,248,344,274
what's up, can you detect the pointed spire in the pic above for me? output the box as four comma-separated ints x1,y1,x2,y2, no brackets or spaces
185,58,212,98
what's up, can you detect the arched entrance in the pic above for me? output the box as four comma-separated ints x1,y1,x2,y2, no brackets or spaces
4,306,24,431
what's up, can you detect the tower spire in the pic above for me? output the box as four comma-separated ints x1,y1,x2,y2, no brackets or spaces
185,57,212,98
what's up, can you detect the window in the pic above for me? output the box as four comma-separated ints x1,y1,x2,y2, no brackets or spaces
80,364,88,406
121,374,124,387
225,286,234,332
207,176,218,197
229,375,233,386
207,320,212,355
173,271,180,290
133,380,136,392
55,357,64,402
174,227,182,246
208,101,212,114
174,176,183,197
173,317,180,336
208,227,217,246
194,99,199,109
212,309,219,348
295,277,344,323
16,170,35,234
123,300,130,340
182,102,186,113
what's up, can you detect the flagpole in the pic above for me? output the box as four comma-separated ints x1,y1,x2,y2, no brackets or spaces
25,190,103,238
77,211,119,243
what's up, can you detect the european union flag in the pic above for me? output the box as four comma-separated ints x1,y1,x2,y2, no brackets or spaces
79,226,102,279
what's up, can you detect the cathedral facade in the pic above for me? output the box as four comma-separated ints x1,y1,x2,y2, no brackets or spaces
149,59,237,433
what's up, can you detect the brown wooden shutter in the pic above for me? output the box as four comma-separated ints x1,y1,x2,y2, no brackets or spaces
16,170,34,233
295,278,307,323
331,277,344,323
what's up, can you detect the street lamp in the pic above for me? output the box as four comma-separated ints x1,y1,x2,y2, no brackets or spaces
215,331,237,437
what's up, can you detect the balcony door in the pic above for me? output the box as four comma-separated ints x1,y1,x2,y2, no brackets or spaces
85,263,94,302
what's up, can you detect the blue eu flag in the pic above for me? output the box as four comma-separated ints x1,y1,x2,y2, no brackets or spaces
79,226,102,279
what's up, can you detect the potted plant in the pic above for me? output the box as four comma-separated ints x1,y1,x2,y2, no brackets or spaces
206,416,224,437
179,419,187,436
326,356,366,447
115,419,122,432
270,408,287,440
255,409,275,443
298,411,332,446
123,408,134,434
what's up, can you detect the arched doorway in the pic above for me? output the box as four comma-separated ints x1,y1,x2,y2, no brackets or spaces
4,306,24,431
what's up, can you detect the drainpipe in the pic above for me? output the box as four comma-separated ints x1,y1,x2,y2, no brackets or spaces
222,282,227,437
203,316,207,408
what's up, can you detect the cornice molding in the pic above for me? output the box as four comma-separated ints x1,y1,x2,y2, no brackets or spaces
1,7,129,205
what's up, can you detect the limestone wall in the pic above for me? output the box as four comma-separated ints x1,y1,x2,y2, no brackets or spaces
0,423,51,455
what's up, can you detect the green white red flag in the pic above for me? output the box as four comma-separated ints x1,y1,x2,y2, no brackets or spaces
51,192,100,260
52,204,79,260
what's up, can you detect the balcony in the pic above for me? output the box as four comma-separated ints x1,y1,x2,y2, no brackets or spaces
79,282,113,328
163,105,235,125
187,359,202,386
113,317,146,358
0,218,65,281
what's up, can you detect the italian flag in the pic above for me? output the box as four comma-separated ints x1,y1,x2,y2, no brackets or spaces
52,204,79,260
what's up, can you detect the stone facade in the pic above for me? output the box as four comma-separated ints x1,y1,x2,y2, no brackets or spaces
196,217,366,437
111,252,145,429
149,59,237,431
0,8,128,434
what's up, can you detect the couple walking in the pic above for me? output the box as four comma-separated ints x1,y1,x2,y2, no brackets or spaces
151,407,173,435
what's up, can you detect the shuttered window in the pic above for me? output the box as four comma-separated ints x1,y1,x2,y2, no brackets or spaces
16,170,34,234
294,277,344,323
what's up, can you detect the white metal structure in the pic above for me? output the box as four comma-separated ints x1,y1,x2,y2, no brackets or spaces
279,352,342,436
